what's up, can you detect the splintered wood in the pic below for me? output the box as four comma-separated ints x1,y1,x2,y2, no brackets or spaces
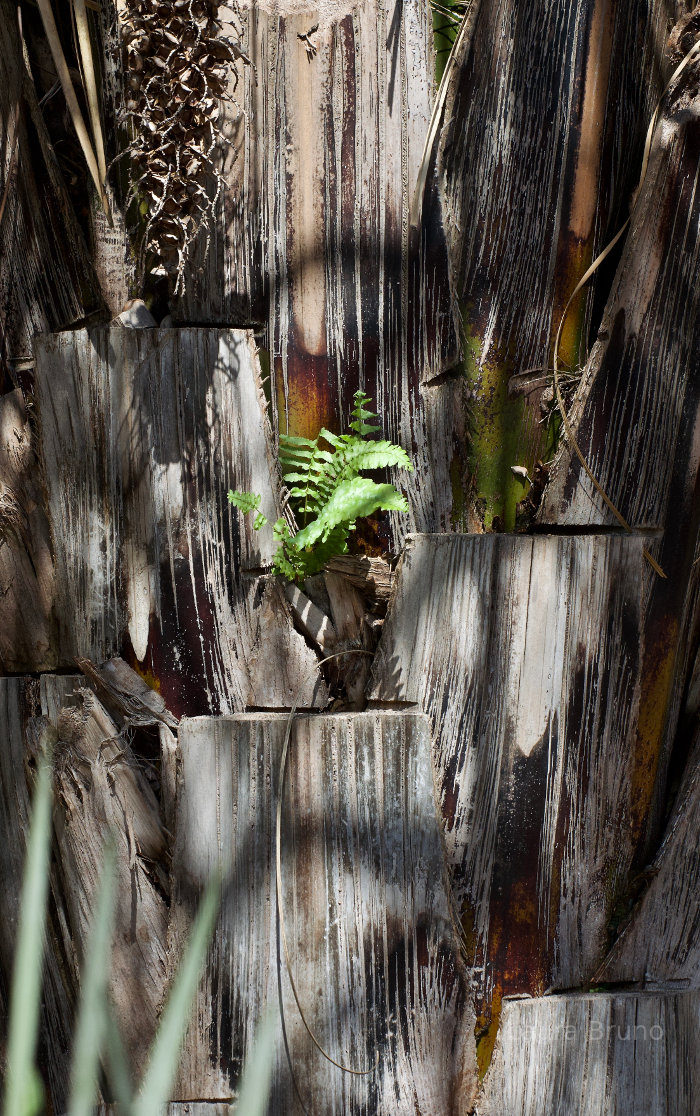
48,678,170,1084
369,533,644,995
34,327,325,714
478,991,700,1114
170,712,474,1112
538,42,700,858
0,673,172,1109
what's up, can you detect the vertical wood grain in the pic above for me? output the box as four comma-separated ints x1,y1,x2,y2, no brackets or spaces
538,41,700,858
0,390,56,670
170,712,474,1112
177,0,465,545
0,0,103,369
597,728,700,987
369,533,643,1003
478,991,700,1115
437,0,672,527
34,327,326,713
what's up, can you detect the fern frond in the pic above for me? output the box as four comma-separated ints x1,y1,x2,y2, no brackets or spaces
349,391,381,435
333,440,413,479
279,434,339,527
293,477,409,550
228,490,260,513
227,395,412,582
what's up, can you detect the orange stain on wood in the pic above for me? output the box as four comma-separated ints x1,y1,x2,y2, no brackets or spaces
568,0,613,240
475,985,503,1080
632,623,678,836
131,661,162,693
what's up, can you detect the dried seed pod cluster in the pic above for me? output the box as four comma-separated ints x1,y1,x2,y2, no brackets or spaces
119,0,244,292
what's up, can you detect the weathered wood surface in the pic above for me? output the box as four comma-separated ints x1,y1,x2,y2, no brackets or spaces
596,728,700,987
0,678,73,1110
436,0,671,529
35,327,326,714
0,671,176,1105
97,1108,232,1115
49,677,170,1084
0,388,55,670
369,534,644,1025
75,654,178,730
477,991,700,1115
0,0,103,372
538,36,700,858
170,712,475,1112
171,0,468,546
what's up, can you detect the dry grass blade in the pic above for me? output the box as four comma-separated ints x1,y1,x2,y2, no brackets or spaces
35,0,111,222
411,0,480,228
71,0,107,185
0,101,20,235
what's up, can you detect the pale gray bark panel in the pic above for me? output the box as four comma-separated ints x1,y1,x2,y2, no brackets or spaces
170,711,473,1112
34,327,325,711
369,533,643,991
539,57,700,534
535,48,700,857
478,991,700,1116
439,0,670,379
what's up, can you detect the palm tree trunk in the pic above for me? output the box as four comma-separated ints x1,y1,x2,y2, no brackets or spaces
1,0,700,1111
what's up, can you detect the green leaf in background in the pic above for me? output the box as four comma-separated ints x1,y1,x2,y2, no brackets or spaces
2,729,55,1116
68,840,117,1116
228,490,261,513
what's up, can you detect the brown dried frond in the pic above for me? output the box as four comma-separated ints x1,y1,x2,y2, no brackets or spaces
118,0,245,294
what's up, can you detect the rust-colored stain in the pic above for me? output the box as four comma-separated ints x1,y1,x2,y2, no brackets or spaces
275,352,335,441
631,622,678,838
475,985,502,1080
554,238,591,374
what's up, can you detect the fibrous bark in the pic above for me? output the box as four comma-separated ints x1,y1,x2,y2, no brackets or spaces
369,533,644,1063
173,0,467,547
0,0,104,370
539,27,700,857
0,389,55,671
478,990,700,1114
34,326,326,713
437,0,673,528
169,712,474,1111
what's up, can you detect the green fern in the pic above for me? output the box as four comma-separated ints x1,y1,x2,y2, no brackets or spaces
228,392,413,582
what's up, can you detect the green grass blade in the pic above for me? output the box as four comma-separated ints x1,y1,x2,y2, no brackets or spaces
2,734,55,1116
104,1003,135,1113
134,872,221,1115
231,1011,277,1116
67,841,117,1116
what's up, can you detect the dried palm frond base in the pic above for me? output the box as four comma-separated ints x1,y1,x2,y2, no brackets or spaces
118,0,245,294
